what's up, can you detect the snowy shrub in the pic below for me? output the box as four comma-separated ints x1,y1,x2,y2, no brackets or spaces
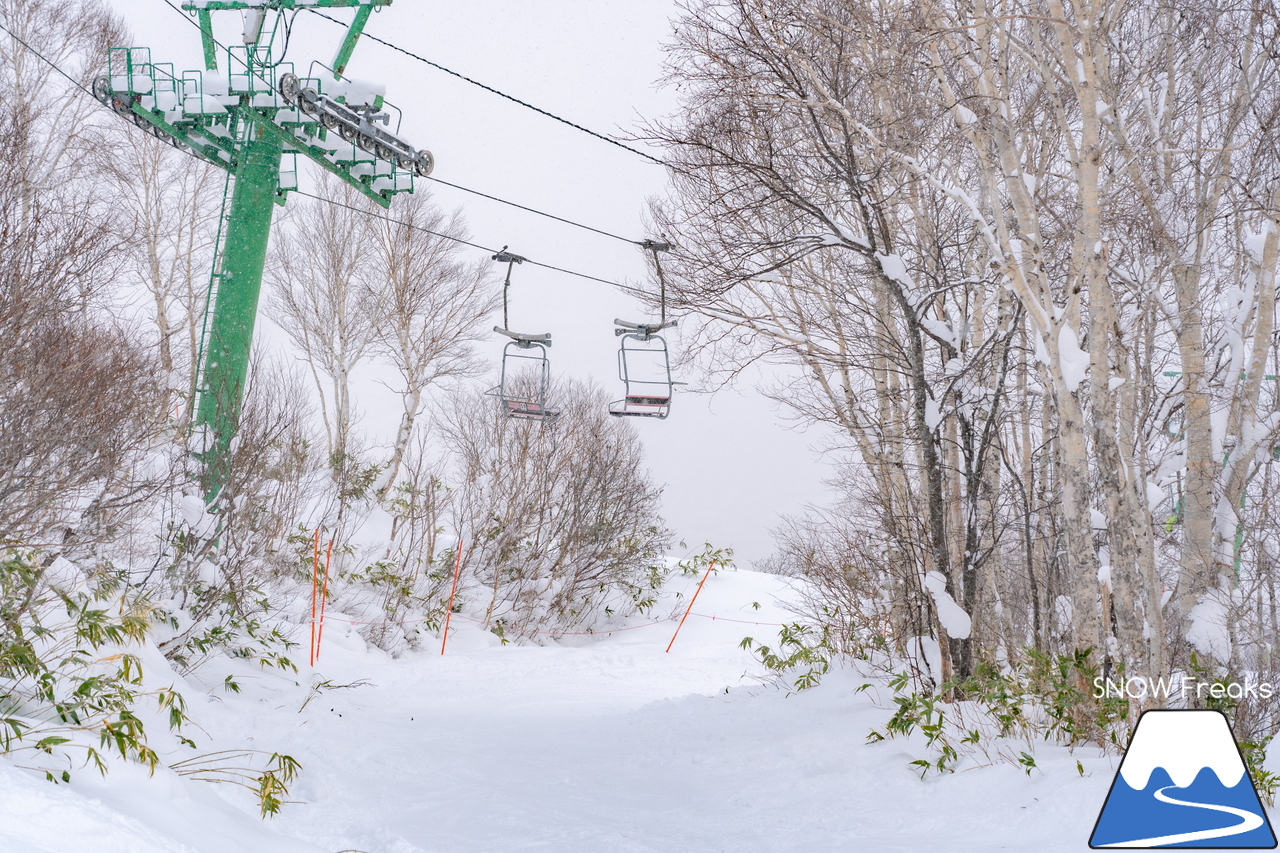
155,361,320,673
336,443,453,653
0,551,189,781
767,471,930,664
170,750,302,818
741,622,834,692
0,115,169,546
438,378,672,637
861,650,1131,778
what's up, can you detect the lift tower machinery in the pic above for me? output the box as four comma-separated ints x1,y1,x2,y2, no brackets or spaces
93,0,432,507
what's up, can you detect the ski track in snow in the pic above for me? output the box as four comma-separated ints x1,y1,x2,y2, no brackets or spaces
1100,785,1264,848
4,570,1273,852
197,571,1122,852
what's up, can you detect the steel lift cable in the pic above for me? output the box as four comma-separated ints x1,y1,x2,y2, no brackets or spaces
156,1,671,259
306,9,667,166
10,18,682,412
157,2,650,249
0,22,96,96
291,190,652,298
424,175,642,246
157,0,655,248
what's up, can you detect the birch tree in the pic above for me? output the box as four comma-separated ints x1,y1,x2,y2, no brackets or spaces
104,131,222,417
267,175,378,514
365,191,496,498
651,0,1280,701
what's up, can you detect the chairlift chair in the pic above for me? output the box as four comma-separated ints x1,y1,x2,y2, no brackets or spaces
487,327,559,421
608,240,682,419
609,319,679,419
487,248,559,422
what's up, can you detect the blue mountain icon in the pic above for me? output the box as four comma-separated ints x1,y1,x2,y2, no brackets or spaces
1090,710,1276,848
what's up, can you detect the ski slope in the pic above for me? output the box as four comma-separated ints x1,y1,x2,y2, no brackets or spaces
2,568,1271,852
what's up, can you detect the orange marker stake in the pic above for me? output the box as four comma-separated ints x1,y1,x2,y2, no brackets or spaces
666,561,716,653
309,528,320,667
440,543,465,656
315,540,333,660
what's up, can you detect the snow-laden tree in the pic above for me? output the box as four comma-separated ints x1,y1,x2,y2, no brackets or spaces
648,0,1280,704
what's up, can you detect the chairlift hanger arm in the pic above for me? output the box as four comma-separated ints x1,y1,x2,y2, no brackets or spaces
641,237,673,324
494,247,527,330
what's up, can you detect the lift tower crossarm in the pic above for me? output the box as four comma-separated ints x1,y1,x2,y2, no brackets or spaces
180,0,391,10
180,0,390,73
97,0,426,508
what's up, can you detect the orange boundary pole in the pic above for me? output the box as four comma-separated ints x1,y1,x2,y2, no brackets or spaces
315,540,333,659
309,528,320,667
666,561,716,653
440,543,465,656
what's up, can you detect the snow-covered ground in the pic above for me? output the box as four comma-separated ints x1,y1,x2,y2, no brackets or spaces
3,568,1269,852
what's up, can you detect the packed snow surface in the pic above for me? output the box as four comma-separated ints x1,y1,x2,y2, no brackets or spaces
4,568,1271,852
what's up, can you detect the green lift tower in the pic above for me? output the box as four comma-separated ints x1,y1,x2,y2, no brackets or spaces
93,0,432,507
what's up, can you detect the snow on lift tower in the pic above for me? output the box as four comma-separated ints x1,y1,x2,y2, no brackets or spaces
90,0,434,507
609,240,684,419
487,249,559,422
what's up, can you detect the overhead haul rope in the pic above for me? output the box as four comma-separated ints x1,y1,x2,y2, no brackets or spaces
160,0,651,246
306,9,668,166
0,22,96,96
293,190,654,299
157,1,653,246
8,20,666,313
424,175,643,245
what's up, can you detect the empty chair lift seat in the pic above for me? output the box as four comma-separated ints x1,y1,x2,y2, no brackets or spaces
609,318,677,419
488,327,559,422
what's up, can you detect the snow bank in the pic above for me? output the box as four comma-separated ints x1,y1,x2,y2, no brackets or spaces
0,760,322,853
1,567,1197,852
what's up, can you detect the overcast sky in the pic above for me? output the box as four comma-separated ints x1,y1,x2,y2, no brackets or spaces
106,0,836,566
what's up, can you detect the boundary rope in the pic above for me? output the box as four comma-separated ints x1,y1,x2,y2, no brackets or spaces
319,610,785,632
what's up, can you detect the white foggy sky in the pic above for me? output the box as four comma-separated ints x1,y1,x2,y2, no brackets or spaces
106,0,836,565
